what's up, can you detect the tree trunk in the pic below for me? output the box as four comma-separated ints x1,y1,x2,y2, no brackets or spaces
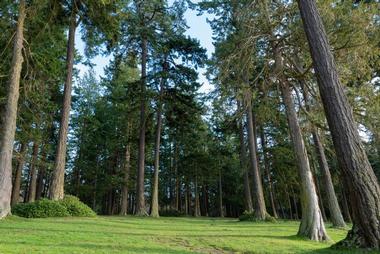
314,169,327,222
11,143,27,206
120,144,131,216
313,131,346,227
0,0,26,219
280,80,328,240
49,3,77,200
245,95,267,219
36,149,47,200
342,190,352,224
185,181,189,215
135,36,148,216
27,142,39,203
218,169,224,217
151,73,165,218
285,188,293,220
194,176,201,217
238,102,254,213
300,79,346,228
260,127,278,218
298,0,380,248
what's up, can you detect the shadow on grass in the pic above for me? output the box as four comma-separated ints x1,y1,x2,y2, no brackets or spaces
0,240,195,254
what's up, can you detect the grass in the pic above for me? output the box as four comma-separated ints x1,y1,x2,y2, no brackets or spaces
0,216,376,254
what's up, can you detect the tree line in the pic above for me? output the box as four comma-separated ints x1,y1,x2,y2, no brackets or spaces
0,0,380,250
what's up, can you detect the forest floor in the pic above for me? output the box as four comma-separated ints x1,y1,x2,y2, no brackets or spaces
0,216,376,254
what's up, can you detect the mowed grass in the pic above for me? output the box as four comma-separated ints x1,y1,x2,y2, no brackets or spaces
0,216,376,254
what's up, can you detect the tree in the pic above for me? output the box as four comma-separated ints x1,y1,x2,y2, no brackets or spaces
298,0,380,248
49,0,78,200
0,0,26,219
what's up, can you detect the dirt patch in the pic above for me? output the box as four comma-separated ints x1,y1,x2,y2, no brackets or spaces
154,236,235,254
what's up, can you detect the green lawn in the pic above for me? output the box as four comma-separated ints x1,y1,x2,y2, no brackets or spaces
0,216,375,254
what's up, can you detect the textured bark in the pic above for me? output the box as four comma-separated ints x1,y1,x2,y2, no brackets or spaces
298,0,380,248
300,80,346,228
151,74,165,218
260,128,278,218
11,143,27,206
0,0,26,219
135,36,148,216
120,144,131,216
49,3,77,200
245,96,267,219
27,142,39,202
280,80,329,240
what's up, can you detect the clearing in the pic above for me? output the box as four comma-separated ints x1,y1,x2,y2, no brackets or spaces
0,216,375,254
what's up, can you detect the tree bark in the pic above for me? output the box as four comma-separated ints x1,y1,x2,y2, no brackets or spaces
135,36,148,216
120,144,131,216
245,95,267,219
298,0,380,248
49,2,77,200
280,79,328,240
27,142,39,203
11,142,27,206
151,73,165,218
260,127,278,218
238,101,254,213
0,0,26,219
299,79,346,228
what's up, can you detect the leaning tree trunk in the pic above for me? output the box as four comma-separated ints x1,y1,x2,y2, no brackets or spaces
151,72,166,218
280,80,329,241
49,4,77,200
341,190,352,224
238,111,254,213
0,0,26,219
313,130,346,227
260,127,278,218
298,0,380,248
11,142,27,206
135,36,148,216
300,80,346,228
120,143,131,216
27,142,39,203
245,94,267,219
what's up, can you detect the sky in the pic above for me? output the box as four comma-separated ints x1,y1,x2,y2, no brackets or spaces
75,1,215,93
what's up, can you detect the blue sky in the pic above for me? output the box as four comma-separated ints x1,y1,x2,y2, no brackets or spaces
76,1,215,93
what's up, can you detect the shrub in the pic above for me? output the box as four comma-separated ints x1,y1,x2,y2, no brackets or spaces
160,209,184,217
11,195,96,218
239,211,276,222
12,199,69,218
60,195,96,217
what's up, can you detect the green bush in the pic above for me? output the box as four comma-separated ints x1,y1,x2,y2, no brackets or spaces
239,211,276,222
12,199,69,218
12,196,96,218
60,195,96,217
